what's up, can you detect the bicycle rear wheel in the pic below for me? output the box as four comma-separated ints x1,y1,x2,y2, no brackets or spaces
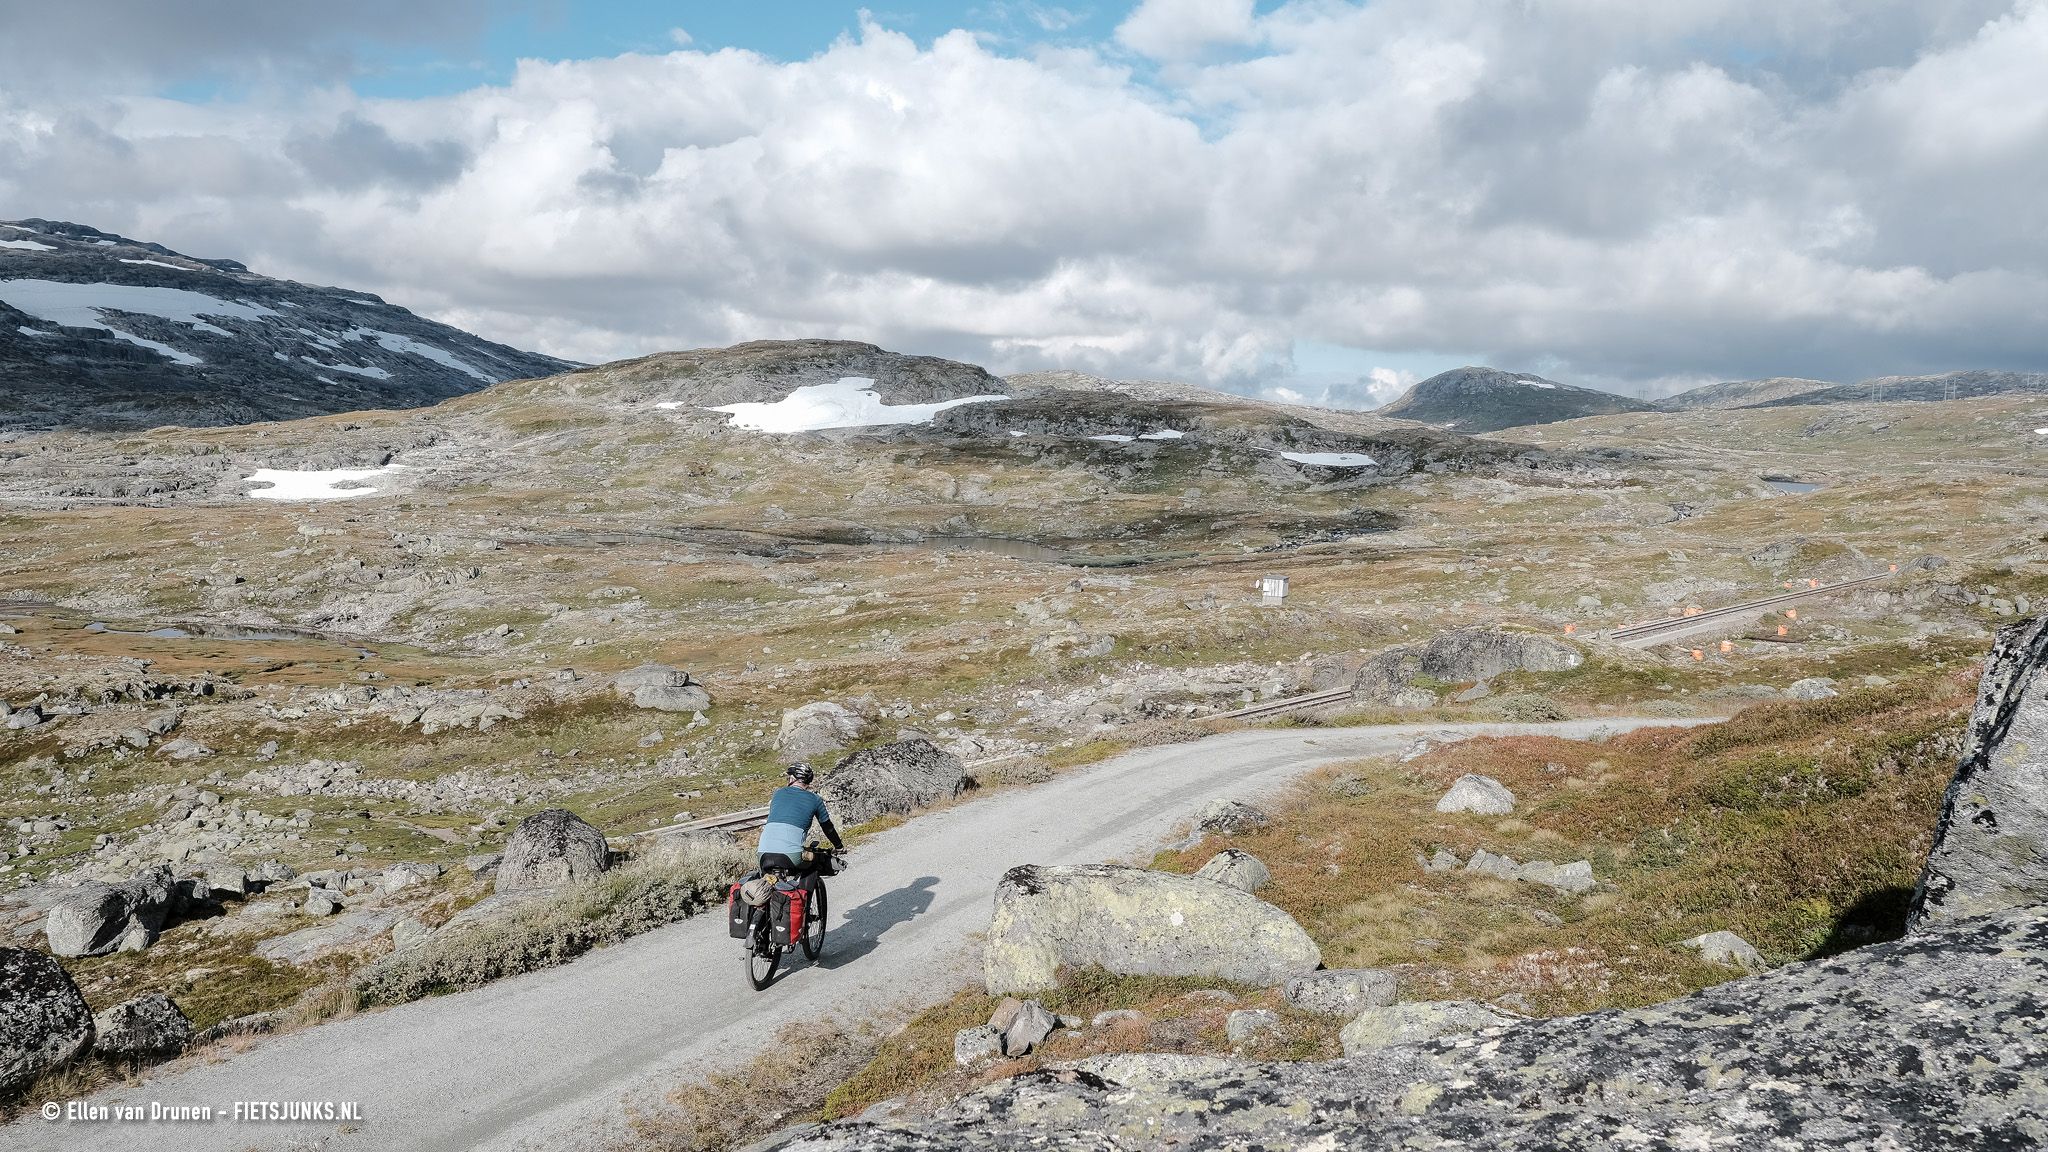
800,879,828,960
745,925,782,990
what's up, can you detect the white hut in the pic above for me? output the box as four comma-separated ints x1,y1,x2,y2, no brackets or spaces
1256,574,1289,603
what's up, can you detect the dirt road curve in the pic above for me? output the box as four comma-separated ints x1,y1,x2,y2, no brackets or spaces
13,717,1705,1152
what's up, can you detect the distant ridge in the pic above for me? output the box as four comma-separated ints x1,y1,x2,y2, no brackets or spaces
1660,369,2048,411
1376,366,1656,432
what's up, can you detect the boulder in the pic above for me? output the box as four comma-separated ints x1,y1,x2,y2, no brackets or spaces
1419,849,1461,874
380,861,443,895
1434,774,1517,815
818,738,967,827
1911,616,2048,928
157,736,213,760
256,909,402,964
614,664,712,713
1195,850,1271,893
1461,850,1595,894
91,993,193,1059
982,864,1321,995
1194,798,1269,835
953,1026,1003,1067
990,997,1058,1057
1284,969,1398,1016
303,890,341,916
1786,677,1839,701
205,866,250,899
391,917,430,951
496,808,610,893
1354,629,1582,707
0,947,93,1093
789,904,2048,1151
45,865,180,957
777,702,868,763
1338,1000,1525,1054
1225,1008,1282,1046
1682,930,1764,970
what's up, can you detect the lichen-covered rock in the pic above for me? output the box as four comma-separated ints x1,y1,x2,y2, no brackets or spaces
1434,774,1516,815
1911,616,2048,928
989,998,1058,1057
1284,968,1397,1016
1194,849,1270,893
1787,676,1840,701
0,947,93,1093
496,808,610,893
45,864,180,957
792,904,2048,1151
1340,1000,1522,1053
613,664,712,713
777,701,868,764
1354,629,1581,707
953,1026,1001,1067
1193,798,1268,835
1683,929,1764,970
817,738,966,827
91,992,193,1059
982,864,1320,995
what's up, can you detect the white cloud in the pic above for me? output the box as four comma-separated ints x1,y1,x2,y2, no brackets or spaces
3,1,2045,404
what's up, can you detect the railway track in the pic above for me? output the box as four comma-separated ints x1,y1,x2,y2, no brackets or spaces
1609,571,1896,648
1213,686,1354,722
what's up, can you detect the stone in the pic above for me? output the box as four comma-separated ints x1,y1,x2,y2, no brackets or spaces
464,852,503,875
303,890,340,916
989,997,1058,1057
777,701,868,764
1516,859,1595,894
45,865,180,957
1193,798,1269,835
1911,616,2048,928
1434,774,1517,815
953,1025,1002,1066
1786,677,1839,701
91,992,193,1059
1337,1000,1525,1054
780,906,2048,1152
817,738,968,827
6,705,44,730
1194,849,1271,893
256,909,401,964
1354,629,1582,707
1284,968,1398,1016
497,808,610,893
1419,849,1461,873
380,861,443,895
982,864,1321,995
254,859,296,883
1683,930,1764,970
1225,1008,1282,1045
1463,849,1522,880
614,664,712,713
391,917,429,951
1091,1009,1144,1028
0,946,93,1093
205,866,249,898
158,737,213,760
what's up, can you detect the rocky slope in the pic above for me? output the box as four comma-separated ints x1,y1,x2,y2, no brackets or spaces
1376,366,1658,432
0,219,575,431
1660,369,2048,411
1656,375,1839,410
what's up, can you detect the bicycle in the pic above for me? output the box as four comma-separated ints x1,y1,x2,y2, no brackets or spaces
737,843,842,990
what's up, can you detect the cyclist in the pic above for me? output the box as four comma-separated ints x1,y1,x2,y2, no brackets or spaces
757,763,844,875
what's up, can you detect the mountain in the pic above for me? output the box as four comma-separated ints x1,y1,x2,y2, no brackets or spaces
0,219,577,431
1656,376,1839,411
1750,369,2048,408
1375,366,1657,432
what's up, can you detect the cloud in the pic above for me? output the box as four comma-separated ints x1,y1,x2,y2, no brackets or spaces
2,1,2045,404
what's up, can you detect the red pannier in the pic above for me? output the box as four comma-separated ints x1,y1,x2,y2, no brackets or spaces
768,886,807,949
726,883,753,939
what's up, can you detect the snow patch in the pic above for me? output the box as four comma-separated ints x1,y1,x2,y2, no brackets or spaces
1141,429,1186,439
0,280,274,363
1517,377,1557,389
0,239,56,252
1008,430,1026,437
345,327,492,382
302,357,393,380
243,465,406,501
18,325,48,338
1089,434,1135,443
112,332,203,365
708,377,1006,433
653,401,686,410
119,258,192,271
1280,451,1378,468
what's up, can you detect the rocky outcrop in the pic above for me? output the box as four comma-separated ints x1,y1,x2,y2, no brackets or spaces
792,904,2048,1151
1339,1000,1523,1054
45,864,180,956
0,946,94,1093
1353,629,1581,707
1911,616,2048,928
1192,798,1268,835
777,702,867,764
1194,849,1270,893
91,992,194,1059
818,738,967,827
1283,968,1397,1016
982,864,1321,995
613,665,712,713
496,808,610,893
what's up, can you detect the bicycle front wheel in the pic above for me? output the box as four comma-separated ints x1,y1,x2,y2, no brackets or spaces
800,880,828,960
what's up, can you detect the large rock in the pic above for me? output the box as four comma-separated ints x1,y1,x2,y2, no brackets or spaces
497,808,611,893
1787,676,1840,701
45,865,180,957
1195,850,1271,893
1911,616,2048,928
255,909,402,965
777,702,868,764
790,904,2048,1151
613,664,712,713
0,947,93,1093
1434,774,1516,815
1193,799,1269,835
1339,1000,1523,1054
818,738,967,827
91,992,194,1059
1354,629,1581,707
982,864,1321,995
1284,968,1397,1016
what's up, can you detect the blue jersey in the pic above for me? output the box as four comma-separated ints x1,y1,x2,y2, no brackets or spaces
757,785,832,859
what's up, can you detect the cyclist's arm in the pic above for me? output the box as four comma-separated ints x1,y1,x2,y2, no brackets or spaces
818,819,845,850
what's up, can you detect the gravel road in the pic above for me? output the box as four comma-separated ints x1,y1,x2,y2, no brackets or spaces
13,717,1702,1152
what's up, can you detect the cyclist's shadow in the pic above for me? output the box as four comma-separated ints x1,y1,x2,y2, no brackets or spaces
818,876,938,968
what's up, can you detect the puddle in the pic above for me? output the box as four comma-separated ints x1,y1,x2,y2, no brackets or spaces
1762,478,1822,495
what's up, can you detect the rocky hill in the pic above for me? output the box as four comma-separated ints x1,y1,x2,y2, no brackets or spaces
1656,375,1839,410
0,219,576,431
1659,369,2048,411
1376,366,1657,432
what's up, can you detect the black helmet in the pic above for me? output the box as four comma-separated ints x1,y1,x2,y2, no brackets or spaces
785,763,814,784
